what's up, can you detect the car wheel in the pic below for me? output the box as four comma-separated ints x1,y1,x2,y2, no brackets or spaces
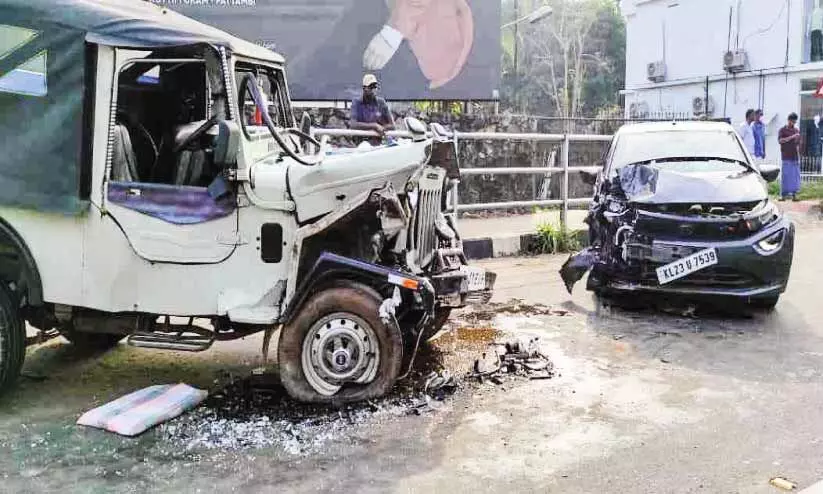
749,296,779,311
0,284,26,396
278,284,403,405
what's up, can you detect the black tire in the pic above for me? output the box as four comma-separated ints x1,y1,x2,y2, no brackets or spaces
0,284,26,396
749,296,779,311
278,284,403,405
62,329,123,350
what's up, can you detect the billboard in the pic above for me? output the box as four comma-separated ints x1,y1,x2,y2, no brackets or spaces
148,0,501,101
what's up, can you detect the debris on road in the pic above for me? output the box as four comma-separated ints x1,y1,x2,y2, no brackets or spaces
160,367,459,456
769,476,797,491
77,383,207,437
469,336,555,384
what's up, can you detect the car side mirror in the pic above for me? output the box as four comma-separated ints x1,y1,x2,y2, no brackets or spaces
214,120,240,167
759,163,780,183
580,169,599,186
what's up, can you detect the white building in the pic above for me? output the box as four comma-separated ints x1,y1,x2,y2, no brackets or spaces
621,0,823,168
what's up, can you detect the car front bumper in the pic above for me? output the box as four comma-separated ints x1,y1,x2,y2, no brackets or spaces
598,215,795,299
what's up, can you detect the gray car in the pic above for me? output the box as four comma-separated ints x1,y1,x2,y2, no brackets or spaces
561,121,794,309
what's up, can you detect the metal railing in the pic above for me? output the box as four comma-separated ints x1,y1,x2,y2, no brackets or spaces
311,128,612,230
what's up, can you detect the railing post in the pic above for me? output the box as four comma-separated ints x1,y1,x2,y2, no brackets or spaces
560,133,570,231
451,130,460,229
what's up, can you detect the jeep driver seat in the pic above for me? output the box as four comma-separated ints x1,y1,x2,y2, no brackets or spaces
111,120,140,182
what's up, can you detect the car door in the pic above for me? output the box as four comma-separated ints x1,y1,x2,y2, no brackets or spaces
102,49,241,264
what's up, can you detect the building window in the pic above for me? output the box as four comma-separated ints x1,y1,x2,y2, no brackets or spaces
799,78,823,173
0,24,47,97
806,0,823,63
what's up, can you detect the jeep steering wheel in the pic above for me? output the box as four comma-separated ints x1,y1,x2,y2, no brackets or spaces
172,114,219,154
238,73,322,166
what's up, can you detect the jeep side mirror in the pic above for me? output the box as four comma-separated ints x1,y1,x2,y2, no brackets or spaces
759,163,780,183
214,120,240,167
299,112,313,153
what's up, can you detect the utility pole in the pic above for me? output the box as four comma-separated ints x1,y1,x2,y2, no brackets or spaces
513,0,519,112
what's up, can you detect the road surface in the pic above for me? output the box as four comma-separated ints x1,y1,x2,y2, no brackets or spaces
1,217,822,493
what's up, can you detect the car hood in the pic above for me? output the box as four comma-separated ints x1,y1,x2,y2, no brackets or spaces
617,163,767,204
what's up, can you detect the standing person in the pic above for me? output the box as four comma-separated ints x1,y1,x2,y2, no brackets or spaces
350,73,395,146
753,109,766,159
778,113,803,202
738,109,756,156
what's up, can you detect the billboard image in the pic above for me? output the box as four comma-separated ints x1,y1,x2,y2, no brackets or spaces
148,0,501,101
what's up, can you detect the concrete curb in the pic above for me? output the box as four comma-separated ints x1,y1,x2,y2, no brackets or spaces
463,231,590,260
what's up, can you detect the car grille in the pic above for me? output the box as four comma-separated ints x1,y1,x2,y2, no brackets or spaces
411,166,446,269
635,215,753,241
638,266,758,288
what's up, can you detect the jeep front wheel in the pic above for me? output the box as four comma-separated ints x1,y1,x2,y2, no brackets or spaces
0,285,26,396
278,284,403,405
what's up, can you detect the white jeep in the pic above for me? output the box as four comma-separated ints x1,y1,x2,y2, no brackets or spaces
0,1,495,404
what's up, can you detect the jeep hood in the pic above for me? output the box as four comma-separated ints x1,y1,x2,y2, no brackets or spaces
617,163,767,204
285,141,430,221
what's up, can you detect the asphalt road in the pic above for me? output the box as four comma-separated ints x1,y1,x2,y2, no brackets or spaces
1,215,822,493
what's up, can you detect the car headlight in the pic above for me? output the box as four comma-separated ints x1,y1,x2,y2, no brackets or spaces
745,200,780,232
755,228,785,254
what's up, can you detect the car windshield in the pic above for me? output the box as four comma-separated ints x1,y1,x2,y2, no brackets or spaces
611,129,749,170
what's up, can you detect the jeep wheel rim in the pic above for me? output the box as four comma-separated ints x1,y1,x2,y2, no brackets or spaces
301,313,380,396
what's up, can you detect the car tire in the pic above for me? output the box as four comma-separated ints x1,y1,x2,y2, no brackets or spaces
0,284,26,397
278,284,403,405
749,296,779,311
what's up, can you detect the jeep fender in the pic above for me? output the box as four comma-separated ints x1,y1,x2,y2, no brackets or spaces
279,252,434,327
0,217,42,307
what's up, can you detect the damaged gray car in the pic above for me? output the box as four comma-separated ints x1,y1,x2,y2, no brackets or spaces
561,121,794,309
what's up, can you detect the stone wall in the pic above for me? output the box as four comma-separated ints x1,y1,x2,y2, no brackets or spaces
301,107,614,214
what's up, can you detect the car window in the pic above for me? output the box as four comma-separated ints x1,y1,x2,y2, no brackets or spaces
0,24,47,97
610,130,748,171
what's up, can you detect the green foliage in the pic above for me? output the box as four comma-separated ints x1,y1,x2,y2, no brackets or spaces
500,0,626,118
796,181,823,200
535,221,582,254
767,180,823,200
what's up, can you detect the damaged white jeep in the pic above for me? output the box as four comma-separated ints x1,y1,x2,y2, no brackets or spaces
0,0,495,404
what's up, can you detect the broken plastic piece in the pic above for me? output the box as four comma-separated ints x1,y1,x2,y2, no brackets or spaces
559,247,599,294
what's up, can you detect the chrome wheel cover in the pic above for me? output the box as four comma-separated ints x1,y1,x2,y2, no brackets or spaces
301,313,380,396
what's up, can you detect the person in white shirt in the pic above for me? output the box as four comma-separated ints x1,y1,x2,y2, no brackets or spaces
738,108,756,156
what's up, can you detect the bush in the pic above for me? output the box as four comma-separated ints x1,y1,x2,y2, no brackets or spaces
535,222,582,254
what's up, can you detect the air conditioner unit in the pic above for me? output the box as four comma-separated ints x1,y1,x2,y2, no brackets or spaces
647,61,666,82
692,96,715,116
723,50,747,72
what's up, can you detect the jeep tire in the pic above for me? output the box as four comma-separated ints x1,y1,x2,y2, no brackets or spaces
278,284,403,405
0,284,26,396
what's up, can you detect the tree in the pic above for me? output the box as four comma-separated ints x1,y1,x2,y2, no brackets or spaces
500,0,625,120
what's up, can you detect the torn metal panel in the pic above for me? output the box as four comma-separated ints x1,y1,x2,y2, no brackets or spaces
559,247,599,294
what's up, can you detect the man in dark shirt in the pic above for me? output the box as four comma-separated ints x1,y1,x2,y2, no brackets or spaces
350,73,395,145
778,112,802,201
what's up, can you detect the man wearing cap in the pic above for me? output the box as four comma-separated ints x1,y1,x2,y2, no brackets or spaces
350,73,395,145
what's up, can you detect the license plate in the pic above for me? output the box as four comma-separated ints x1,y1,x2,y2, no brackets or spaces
655,247,718,285
460,266,487,291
